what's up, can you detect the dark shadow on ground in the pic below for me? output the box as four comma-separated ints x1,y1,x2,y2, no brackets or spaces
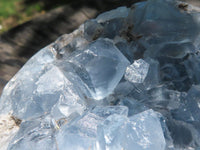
23,0,138,11
1,0,141,58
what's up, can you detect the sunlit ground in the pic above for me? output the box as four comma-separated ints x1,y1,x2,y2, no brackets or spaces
0,0,71,33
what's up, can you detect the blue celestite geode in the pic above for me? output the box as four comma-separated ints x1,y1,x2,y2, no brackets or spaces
1,0,200,149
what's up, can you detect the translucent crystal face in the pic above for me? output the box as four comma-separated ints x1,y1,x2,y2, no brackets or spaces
97,110,166,150
1,0,200,149
67,38,130,100
125,59,149,84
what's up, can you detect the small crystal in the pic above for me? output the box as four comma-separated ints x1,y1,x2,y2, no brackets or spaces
56,106,128,150
119,98,148,116
91,106,128,118
97,110,166,150
96,6,130,23
8,115,56,150
125,59,149,83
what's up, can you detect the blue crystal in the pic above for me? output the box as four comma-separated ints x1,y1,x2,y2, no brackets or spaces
1,0,200,149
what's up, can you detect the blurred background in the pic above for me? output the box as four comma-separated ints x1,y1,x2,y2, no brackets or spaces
0,0,199,94
0,0,135,33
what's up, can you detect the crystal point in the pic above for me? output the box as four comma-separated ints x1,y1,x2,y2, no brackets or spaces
125,59,149,84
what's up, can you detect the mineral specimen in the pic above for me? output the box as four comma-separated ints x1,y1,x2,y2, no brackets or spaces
1,0,200,149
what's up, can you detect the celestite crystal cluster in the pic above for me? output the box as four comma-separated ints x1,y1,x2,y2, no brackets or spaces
1,0,200,149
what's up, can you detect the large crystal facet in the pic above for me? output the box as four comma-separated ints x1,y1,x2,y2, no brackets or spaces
67,38,130,100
